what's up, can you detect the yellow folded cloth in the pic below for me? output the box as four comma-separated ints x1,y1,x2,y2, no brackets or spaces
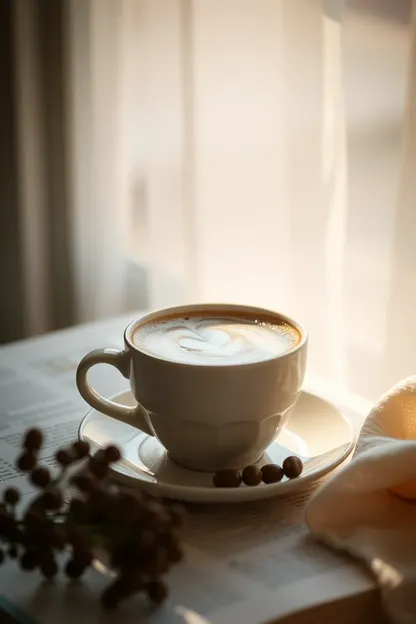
306,375,416,624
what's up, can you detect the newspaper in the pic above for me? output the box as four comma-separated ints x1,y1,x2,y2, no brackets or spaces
0,314,376,624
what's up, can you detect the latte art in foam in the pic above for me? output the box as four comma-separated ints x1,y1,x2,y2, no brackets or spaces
133,315,300,365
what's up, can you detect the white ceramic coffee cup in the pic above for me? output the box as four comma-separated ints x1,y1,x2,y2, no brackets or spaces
76,304,307,472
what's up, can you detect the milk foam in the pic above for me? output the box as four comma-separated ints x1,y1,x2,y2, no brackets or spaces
133,315,300,365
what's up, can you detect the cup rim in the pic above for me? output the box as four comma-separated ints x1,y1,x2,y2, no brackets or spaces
124,303,308,368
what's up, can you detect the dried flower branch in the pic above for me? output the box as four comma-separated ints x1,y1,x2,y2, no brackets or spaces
0,428,186,609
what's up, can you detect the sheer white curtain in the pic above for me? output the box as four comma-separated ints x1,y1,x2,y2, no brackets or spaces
63,0,414,403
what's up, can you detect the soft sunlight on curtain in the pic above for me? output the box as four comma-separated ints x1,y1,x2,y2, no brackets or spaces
14,0,414,403
68,0,413,402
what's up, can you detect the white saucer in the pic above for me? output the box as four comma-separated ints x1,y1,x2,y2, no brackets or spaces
79,390,355,503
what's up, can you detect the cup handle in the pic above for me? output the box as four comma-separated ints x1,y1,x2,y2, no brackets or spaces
76,348,154,437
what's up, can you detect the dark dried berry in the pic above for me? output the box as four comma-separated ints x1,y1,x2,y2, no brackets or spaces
213,469,242,488
282,456,303,479
111,542,135,569
65,558,86,579
87,489,110,521
73,545,92,568
261,464,284,484
118,492,140,514
169,504,186,527
101,579,131,610
20,550,39,571
39,550,54,565
70,474,94,493
159,529,179,547
0,513,16,540
4,487,20,505
24,429,43,451
143,500,168,526
40,556,58,579
101,589,119,610
104,445,121,464
8,545,18,559
146,579,168,604
9,427,186,609
17,451,37,472
24,509,45,533
147,547,169,575
88,457,109,480
40,488,62,510
242,465,262,486
129,573,146,591
30,467,50,488
68,528,89,550
51,528,66,550
72,440,90,459
68,498,87,521
55,449,73,467
137,529,155,550
166,542,183,563
8,523,21,543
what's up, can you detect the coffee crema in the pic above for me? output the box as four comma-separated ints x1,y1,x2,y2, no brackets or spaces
132,312,300,365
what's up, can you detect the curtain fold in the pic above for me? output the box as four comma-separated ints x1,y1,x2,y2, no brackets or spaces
1,0,25,342
342,2,412,398
384,10,416,388
12,0,75,336
67,0,131,323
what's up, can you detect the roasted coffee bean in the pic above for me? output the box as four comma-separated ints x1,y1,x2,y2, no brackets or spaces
261,464,284,484
283,456,303,479
242,465,262,486
213,469,242,488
